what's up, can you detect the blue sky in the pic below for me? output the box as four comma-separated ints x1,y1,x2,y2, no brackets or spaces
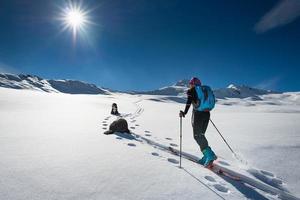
0,0,299,91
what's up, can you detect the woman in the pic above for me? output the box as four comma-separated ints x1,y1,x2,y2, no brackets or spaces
179,77,217,167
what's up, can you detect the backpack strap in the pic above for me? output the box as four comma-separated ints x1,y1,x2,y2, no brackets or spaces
202,86,208,100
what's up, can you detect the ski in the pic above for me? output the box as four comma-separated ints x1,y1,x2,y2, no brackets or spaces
168,146,241,181
120,133,299,199
131,132,241,181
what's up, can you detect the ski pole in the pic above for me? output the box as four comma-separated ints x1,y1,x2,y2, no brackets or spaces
209,119,235,155
179,116,182,168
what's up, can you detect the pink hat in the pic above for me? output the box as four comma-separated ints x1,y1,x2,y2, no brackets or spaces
189,77,201,86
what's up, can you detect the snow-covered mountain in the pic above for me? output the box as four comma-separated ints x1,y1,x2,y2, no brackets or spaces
1,73,298,107
132,80,300,107
174,79,189,87
0,73,108,94
136,80,279,99
136,80,189,96
138,85,187,96
214,84,278,100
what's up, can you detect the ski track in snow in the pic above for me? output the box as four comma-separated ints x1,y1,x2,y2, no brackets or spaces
1,87,300,200
99,97,300,200
97,94,299,200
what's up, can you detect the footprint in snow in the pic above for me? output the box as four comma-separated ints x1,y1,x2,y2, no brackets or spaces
247,168,285,190
205,176,230,194
170,143,178,147
167,158,179,164
127,143,136,147
272,178,283,185
145,134,152,137
204,176,229,193
205,176,216,182
213,184,229,193
130,127,136,129
102,127,107,130
102,124,108,126
151,152,159,156
135,135,140,139
135,124,139,127
144,130,151,133
131,120,136,123
116,137,122,140
260,170,275,177
165,137,172,141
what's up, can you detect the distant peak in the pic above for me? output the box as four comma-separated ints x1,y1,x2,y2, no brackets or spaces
174,79,189,87
227,84,238,89
18,74,43,80
227,84,253,90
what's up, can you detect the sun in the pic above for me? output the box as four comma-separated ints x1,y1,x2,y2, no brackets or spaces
66,9,85,28
62,7,88,37
59,2,93,41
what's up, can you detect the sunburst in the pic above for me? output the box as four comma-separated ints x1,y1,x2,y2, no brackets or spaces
59,2,93,41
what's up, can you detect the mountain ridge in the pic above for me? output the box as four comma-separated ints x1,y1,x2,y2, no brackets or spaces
0,73,108,95
0,73,288,99
137,79,279,99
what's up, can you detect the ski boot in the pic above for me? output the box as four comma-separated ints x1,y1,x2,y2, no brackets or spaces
202,146,217,168
198,155,206,165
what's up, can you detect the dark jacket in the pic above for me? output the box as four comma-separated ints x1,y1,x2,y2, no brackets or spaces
183,87,201,115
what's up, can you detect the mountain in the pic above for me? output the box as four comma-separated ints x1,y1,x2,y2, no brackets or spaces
135,80,279,99
138,86,187,96
0,73,108,95
47,80,107,94
174,79,189,87
214,84,279,100
136,80,189,96
0,73,287,99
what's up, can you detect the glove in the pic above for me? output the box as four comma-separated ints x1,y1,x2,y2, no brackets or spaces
179,110,185,118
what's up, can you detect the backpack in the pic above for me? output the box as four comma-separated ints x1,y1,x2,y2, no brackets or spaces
104,118,130,135
194,85,215,111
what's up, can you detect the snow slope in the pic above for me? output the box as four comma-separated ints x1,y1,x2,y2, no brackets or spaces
0,87,300,200
214,84,278,99
0,73,108,94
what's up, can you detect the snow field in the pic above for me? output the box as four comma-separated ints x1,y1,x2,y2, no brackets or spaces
1,88,300,200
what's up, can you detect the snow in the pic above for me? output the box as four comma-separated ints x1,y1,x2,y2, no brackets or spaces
174,79,189,87
214,84,278,99
0,73,282,99
0,73,108,94
133,81,279,100
0,87,300,200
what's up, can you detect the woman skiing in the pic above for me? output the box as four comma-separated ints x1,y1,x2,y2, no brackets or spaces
179,77,217,167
